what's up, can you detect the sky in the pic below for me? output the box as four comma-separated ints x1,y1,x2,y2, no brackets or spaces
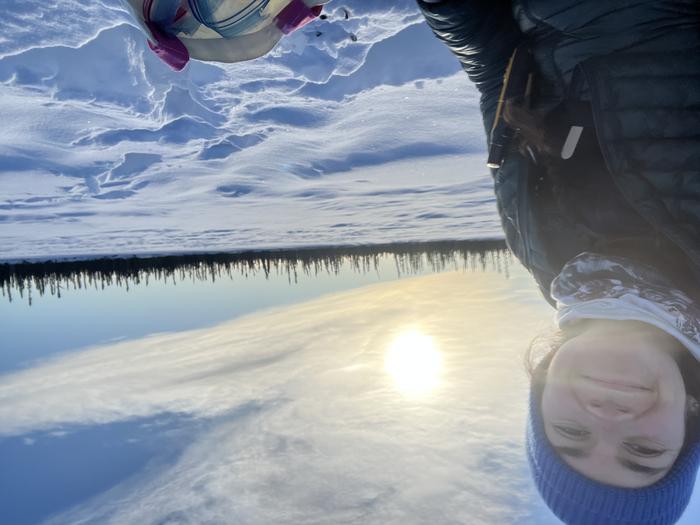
1,264,563,524
1,259,698,524
0,0,499,262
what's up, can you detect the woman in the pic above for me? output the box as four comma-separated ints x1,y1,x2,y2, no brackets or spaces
417,1,700,523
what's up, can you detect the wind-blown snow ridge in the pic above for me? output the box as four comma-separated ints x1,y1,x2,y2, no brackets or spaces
0,0,500,261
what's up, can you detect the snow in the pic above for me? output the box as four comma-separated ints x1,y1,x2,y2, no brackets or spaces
0,0,499,262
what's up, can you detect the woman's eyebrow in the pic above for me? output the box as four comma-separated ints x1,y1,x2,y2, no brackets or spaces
617,457,671,476
556,448,673,476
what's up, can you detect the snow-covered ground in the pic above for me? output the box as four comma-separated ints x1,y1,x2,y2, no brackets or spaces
0,0,500,262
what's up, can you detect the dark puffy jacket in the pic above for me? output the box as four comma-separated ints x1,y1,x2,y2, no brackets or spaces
417,0,700,305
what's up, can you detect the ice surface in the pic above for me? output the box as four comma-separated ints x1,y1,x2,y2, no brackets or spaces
0,0,499,261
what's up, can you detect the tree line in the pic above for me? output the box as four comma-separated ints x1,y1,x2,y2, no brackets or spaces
1,240,510,305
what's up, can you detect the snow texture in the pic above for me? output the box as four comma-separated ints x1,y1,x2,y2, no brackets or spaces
0,0,500,262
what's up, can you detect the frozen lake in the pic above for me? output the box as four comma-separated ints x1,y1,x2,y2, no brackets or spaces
2,246,699,524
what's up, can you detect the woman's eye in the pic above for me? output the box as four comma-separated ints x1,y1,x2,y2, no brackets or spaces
554,425,590,439
624,443,665,457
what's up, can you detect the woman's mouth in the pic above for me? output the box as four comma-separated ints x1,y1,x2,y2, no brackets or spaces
581,375,655,393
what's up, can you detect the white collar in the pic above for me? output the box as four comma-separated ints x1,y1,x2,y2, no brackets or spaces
552,252,700,360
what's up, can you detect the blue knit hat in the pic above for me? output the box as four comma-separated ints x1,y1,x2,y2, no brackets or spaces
526,386,700,525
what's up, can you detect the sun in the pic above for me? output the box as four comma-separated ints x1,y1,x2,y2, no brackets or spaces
385,330,443,396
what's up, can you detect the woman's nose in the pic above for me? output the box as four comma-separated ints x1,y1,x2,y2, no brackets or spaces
585,399,637,421
575,379,657,421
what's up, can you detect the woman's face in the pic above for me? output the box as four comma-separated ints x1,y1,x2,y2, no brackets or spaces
541,320,688,488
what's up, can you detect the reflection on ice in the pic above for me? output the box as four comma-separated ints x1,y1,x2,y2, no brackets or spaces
385,329,442,397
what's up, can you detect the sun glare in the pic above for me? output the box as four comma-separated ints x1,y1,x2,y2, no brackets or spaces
385,330,443,396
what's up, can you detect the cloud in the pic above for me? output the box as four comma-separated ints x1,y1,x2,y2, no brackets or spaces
2,270,558,524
